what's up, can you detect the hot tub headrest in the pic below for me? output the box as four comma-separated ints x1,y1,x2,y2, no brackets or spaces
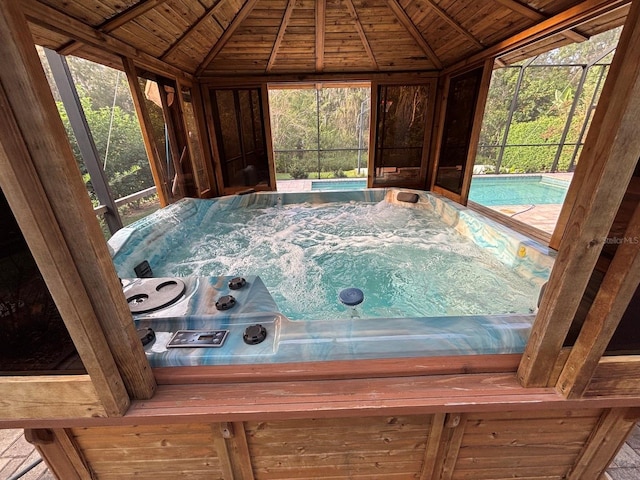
396,192,419,203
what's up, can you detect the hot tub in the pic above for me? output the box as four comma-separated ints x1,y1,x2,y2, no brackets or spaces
108,189,555,366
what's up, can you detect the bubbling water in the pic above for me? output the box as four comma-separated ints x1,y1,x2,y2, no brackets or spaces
151,201,539,320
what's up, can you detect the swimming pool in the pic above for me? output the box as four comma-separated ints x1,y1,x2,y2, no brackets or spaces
310,175,570,206
469,175,568,206
311,179,368,191
109,189,555,365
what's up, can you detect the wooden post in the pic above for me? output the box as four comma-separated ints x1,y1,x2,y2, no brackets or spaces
518,0,640,387
557,202,640,398
122,57,170,207
459,59,493,205
0,0,155,400
25,428,93,480
568,408,640,479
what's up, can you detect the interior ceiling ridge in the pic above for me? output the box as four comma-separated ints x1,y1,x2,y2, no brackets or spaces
421,0,484,49
196,0,260,76
385,0,442,69
266,0,296,73
342,0,378,69
24,0,630,78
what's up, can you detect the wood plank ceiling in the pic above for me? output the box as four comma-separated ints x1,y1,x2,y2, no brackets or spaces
25,0,630,78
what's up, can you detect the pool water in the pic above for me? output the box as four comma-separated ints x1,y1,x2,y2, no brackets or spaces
309,176,569,207
119,200,540,320
468,175,569,206
311,179,367,191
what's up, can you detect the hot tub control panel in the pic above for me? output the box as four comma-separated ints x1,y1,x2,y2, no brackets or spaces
167,330,229,348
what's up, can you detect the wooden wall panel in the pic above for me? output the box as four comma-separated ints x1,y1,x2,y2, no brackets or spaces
71,423,225,479
46,408,631,480
245,415,433,479
442,409,604,480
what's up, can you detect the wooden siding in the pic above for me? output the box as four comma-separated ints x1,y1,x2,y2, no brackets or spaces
40,407,637,479
443,410,603,480
246,415,432,479
72,423,226,479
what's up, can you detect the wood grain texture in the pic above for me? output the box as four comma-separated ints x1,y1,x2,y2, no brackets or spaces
26,428,93,480
585,356,640,397
0,0,133,417
21,0,190,80
557,201,640,398
152,354,522,384
0,2,156,400
518,0,640,387
0,376,105,419
568,408,639,479
385,0,442,68
315,0,326,71
197,0,261,76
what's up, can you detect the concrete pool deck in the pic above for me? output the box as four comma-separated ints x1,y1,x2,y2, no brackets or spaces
276,173,573,235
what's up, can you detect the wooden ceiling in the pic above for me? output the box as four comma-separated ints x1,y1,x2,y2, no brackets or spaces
23,0,630,79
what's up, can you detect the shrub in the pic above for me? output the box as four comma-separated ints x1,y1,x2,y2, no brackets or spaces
290,166,308,179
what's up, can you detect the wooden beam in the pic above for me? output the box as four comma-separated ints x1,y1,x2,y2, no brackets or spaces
21,0,191,81
316,0,326,72
0,3,137,417
161,1,225,62
212,423,235,480
436,414,467,480
0,79,127,417
447,0,629,74
419,413,446,480
568,408,640,479
122,57,170,206
0,0,156,402
385,0,442,69
267,0,296,72
195,0,260,77
0,376,105,419
518,0,640,387
344,0,379,69
586,356,640,397
425,0,483,49
59,0,170,56
557,202,640,399
492,0,589,42
26,428,93,480
103,0,169,33
152,354,521,385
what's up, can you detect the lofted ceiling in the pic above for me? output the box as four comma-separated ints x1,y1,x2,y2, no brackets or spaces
23,0,630,78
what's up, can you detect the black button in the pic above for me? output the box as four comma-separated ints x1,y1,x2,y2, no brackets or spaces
243,324,267,345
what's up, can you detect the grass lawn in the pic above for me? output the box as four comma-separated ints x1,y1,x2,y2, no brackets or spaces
276,169,367,180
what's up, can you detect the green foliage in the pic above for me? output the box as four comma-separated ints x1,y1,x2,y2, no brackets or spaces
57,96,154,200
477,27,621,174
269,87,370,176
289,165,308,179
